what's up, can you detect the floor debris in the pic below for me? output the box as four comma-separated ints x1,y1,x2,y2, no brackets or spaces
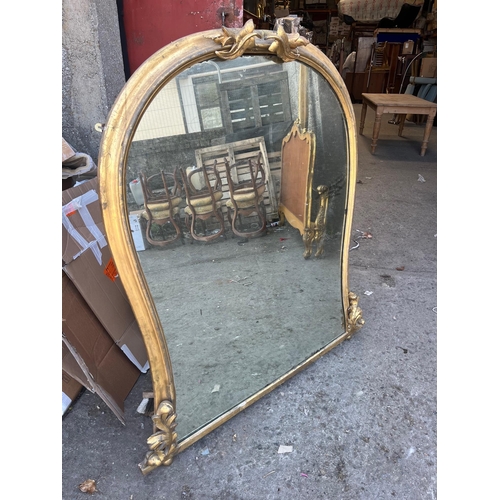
136,398,149,414
350,229,373,250
79,479,97,493
278,445,293,453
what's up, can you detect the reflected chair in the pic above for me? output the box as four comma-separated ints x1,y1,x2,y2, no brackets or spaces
139,168,184,247
180,163,226,242
224,153,267,238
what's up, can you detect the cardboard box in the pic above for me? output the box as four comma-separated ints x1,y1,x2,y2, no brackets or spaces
419,57,437,78
62,338,87,388
62,177,149,373
62,366,84,416
62,274,141,424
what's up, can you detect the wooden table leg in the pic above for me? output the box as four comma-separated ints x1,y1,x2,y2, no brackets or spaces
420,110,436,156
398,114,406,136
359,100,367,135
371,110,383,154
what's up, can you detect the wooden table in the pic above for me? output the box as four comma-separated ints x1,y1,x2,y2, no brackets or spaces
359,93,437,156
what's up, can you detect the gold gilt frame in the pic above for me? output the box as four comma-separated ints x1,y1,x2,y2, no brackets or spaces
98,21,364,475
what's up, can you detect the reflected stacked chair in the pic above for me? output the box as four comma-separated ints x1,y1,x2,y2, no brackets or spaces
139,168,184,246
180,162,226,243
224,153,267,239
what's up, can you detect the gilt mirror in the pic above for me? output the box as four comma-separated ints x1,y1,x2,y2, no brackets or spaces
98,21,364,475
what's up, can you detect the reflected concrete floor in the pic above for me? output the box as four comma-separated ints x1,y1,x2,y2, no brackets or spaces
138,224,343,439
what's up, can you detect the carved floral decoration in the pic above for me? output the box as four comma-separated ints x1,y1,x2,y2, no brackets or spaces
346,292,365,338
139,400,178,475
211,20,309,62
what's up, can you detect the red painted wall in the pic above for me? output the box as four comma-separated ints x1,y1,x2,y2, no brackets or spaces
122,0,244,75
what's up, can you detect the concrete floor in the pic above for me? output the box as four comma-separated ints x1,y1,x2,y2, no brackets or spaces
62,103,437,499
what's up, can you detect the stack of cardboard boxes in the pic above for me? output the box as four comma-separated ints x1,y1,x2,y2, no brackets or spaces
62,139,149,424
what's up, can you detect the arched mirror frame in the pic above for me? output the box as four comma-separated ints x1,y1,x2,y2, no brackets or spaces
98,21,364,475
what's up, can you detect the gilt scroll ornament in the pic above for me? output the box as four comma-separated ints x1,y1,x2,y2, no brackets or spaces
346,292,365,338
139,400,178,475
211,20,309,62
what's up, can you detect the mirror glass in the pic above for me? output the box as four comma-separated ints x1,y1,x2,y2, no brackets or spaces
125,55,348,440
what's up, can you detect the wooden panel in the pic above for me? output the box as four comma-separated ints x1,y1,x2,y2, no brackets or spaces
281,153,307,227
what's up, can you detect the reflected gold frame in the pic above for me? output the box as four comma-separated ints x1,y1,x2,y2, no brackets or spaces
98,21,364,475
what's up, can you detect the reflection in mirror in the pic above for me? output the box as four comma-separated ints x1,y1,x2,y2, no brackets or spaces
125,55,348,440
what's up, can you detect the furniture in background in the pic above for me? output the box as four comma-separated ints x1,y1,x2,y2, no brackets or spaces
345,26,421,100
359,93,436,156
